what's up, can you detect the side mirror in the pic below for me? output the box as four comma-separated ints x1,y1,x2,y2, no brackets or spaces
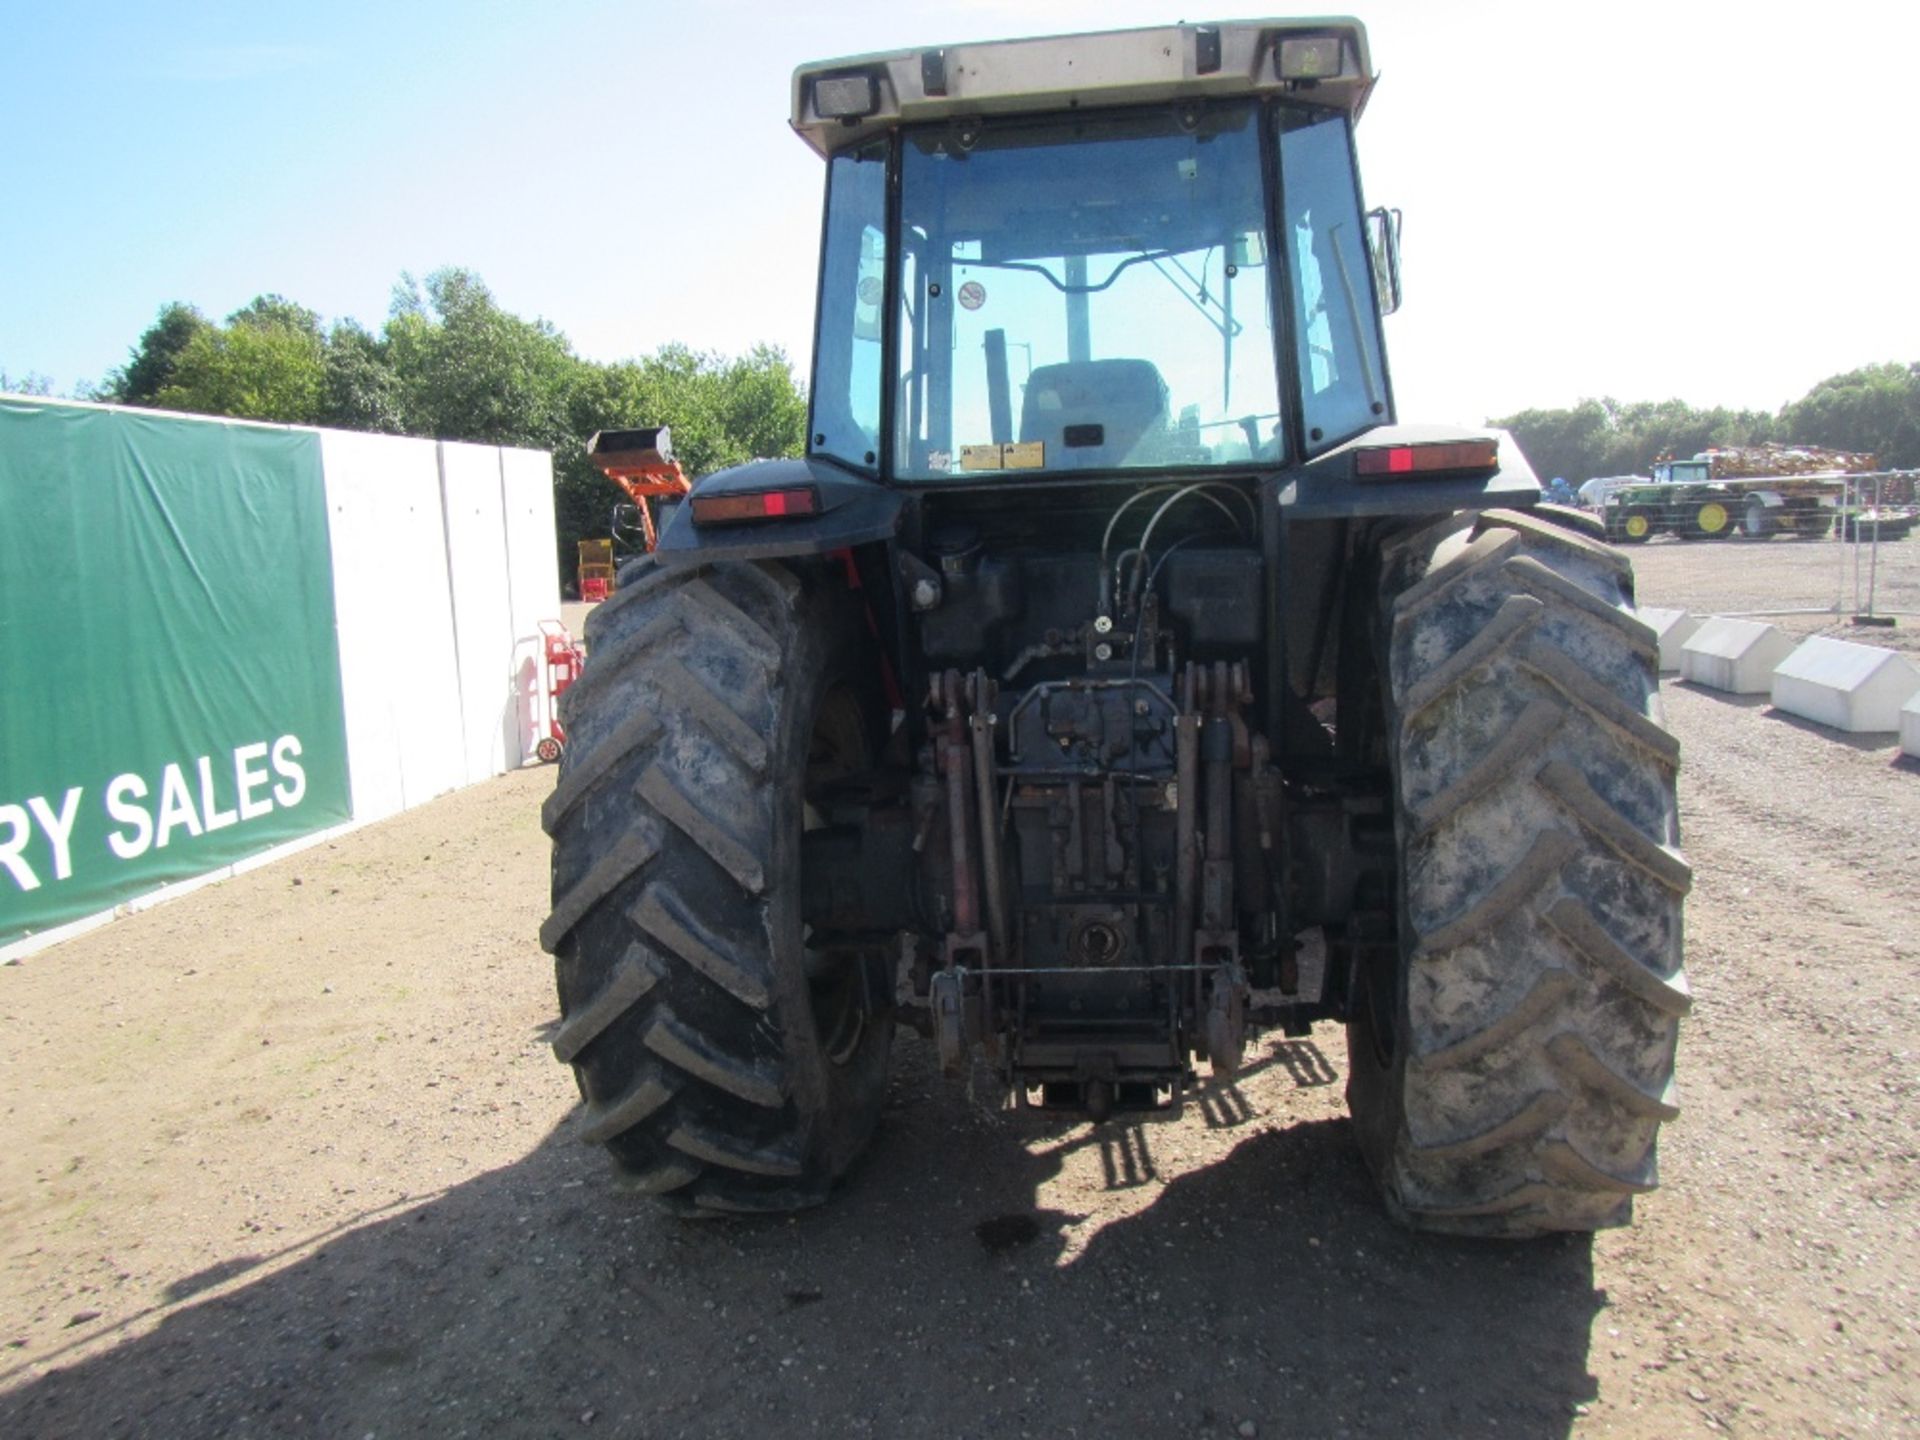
1366,206,1403,315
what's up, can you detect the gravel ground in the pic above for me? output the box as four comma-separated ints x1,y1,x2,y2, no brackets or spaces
1,542,1915,1439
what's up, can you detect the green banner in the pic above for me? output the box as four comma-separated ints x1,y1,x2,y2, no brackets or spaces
0,401,351,945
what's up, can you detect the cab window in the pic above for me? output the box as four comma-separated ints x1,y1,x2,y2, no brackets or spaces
809,140,887,471
1278,110,1390,454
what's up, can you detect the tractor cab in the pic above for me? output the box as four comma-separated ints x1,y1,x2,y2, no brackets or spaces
794,21,1402,484
1651,458,1711,485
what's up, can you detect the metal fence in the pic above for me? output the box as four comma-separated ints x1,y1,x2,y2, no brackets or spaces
1626,480,1920,661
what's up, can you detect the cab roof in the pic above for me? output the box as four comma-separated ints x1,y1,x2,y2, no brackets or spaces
791,17,1375,158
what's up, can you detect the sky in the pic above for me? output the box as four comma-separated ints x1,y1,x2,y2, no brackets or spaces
1,0,1914,426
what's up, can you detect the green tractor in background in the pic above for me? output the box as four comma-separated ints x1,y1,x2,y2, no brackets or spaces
1599,451,1870,543
541,17,1688,1237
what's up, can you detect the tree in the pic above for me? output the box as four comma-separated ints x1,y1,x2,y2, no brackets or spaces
1779,363,1920,469
552,342,808,586
322,320,407,434
0,369,54,397
1487,399,1615,485
1491,397,1774,484
385,268,581,449
152,315,328,424
87,269,811,592
101,302,212,406
708,344,809,464
227,294,323,339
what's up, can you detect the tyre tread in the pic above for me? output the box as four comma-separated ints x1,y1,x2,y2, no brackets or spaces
1412,828,1577,956
1408,698,1561,835
1355,511,1689,1237
629,884,772,1011
1410,1090,1567,1162
541,824,662,953
637,764,766,894
541,706,663,836
1542,896,1692,1016
667,1122,804,1178
1518,639,1680,766
577,1068,680,1145
551,944,665,1064
1402,594,1543,718
1535,758,1692,892
1502,554,1658,658
544,559,888,1215
1411,969,1576,1070
643,1008,786,1109
651,655,769,773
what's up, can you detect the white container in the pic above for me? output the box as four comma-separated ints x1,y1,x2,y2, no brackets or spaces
1897,687,1920,756
1679,617,1797,695
1771,636,1920,733
1638,607,1702,674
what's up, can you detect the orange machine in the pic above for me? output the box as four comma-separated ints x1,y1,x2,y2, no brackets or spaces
585,425,693,555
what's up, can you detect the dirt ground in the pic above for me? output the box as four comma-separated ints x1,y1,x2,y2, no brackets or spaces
3,543,1916,1439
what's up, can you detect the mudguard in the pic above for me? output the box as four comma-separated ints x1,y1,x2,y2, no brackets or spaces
1272,424,1541,521
653,456,903,567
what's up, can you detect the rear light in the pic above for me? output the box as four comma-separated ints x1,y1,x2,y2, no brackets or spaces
689,487,821,525
1353,438,1501,478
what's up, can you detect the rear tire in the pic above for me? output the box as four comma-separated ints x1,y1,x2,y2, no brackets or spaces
540,555,892,1214
1347,509,1690,1237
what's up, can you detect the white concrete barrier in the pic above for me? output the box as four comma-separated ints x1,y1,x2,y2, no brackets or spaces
1902,691,1920,758
1680,617,1797,695
1638,607,1702,675
320,431,468,821
439,442,517,783
1771,637,1920,734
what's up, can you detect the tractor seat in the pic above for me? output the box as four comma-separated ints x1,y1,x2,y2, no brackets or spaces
1019,360,1169,469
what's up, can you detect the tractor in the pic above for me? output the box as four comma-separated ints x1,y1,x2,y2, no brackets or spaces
540,17,1689,1237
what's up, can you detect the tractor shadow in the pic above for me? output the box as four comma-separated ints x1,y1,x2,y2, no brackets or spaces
0,1036,1601,1440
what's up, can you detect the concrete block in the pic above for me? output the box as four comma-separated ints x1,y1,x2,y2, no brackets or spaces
319,430,466,821
1902,691,1920,757
1679,617,1797,694
1638,606,1703,674
439,442,515,784
500,446,561,642
1771,637,1920,733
